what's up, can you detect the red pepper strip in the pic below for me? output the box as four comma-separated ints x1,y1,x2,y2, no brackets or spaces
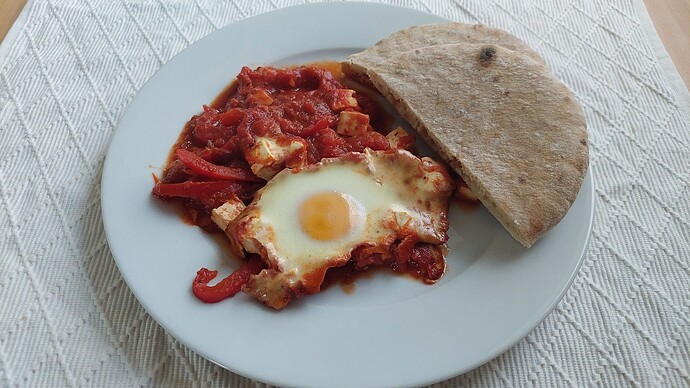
192,256,266,303
152,181,237,199
176,149,261,182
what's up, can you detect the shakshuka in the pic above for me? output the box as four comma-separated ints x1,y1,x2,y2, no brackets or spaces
152,64,456,309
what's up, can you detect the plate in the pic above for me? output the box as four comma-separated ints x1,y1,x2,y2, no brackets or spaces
101,3,594,387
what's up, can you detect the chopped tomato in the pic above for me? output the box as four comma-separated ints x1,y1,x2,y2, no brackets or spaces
190,106,234,147
344,131,390,152
393,234,419,273
409,244,445,282
219,108,244,126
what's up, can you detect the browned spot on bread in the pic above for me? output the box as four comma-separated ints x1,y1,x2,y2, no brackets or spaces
342,22,548,87
478,46,496,66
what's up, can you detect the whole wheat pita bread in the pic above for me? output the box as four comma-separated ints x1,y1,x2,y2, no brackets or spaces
364,44,588,247
343,22,546,84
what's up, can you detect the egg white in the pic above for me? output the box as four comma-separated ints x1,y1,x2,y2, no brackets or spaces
255,161,405,268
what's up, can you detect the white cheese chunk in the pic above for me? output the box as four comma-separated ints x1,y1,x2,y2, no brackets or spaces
248,136,306,180
336,111,370,136
386,127,412,150
211,198,246,231
329,89,359,112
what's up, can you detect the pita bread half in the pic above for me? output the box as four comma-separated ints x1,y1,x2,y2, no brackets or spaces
366,44,588,247
342,22,546,84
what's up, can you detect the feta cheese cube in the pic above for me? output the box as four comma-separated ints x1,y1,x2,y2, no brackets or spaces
211,198,247,231
329,89,359,112
336,111,370,136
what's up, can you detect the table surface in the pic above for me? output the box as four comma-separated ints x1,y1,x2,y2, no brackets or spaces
1,0,689,90
0,1,688,387
0,0,690,89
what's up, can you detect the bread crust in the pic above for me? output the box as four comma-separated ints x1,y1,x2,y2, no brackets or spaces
342,22,547,85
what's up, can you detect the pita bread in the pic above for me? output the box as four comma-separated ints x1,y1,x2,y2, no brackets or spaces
364,44,588,247
343,22,546,84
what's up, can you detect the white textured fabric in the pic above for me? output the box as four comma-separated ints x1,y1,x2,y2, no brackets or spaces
1,0,689,386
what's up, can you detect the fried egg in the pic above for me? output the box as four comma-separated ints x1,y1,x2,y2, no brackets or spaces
224,149,454,309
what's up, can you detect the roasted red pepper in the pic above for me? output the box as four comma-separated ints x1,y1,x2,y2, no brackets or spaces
152,180,240,199
176,149,261,182
192,256,266,303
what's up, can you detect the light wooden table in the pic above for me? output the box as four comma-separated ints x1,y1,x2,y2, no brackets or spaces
0,0,688,90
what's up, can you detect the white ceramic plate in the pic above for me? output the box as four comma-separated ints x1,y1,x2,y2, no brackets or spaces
102,3,594,387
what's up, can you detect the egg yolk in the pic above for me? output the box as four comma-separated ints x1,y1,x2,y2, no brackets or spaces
299,192,353,241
